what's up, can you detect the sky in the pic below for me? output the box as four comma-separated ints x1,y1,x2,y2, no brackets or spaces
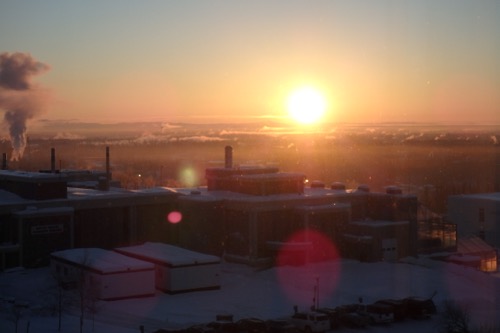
1,0,500,125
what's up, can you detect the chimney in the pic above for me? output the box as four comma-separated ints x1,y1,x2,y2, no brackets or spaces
2,153,7,170
97,146,111,191
51,147,56,173
106,146,110,181
225,145,233,169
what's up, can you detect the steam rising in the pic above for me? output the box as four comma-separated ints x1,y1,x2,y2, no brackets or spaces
0,52,50,160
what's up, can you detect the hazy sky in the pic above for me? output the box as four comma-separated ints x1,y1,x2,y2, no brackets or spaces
1,1,499,124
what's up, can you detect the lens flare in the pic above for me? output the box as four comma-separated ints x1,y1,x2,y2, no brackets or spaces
275,229,341,307
179,167,198,187
167,211,182,224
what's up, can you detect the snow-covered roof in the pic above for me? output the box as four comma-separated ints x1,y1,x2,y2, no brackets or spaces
458,236,496,255
50,248,154,274
233,172,305,180
0,189,23,203
294,203,351,213
449,192,500,202
175,186,361,204
67,186,175,198
447,254,481,263
0,169,67,181
350,220,409,227
115,242,220,267
14,206,74,217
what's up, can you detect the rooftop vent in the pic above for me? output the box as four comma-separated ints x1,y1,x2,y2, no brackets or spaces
310,180,325,188
331,182,346,191
357,184,370,193
385,185,402,195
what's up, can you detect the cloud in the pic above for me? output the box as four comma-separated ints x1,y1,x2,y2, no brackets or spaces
161,122,182,132
0,52,51,160
53,132,85,140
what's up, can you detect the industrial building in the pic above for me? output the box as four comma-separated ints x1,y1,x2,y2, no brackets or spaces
0,148,180,270
176,146,423,266
115,242,221,294
0,145,458,271
50,247,155,300
447,236,498,272
446,192,500,271
448,192,500,248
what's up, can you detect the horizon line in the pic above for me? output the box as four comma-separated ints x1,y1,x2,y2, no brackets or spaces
32,118,500,127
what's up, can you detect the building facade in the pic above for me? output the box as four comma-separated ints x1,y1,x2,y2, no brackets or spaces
1,145,432,270
448,193,500,248
0,169,180,270
176,151,420,265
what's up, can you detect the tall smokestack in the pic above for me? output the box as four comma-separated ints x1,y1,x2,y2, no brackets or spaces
50,147,55,173
97,146,111,191
0,52,51,161
2,153,7,170
106,146,110,181
225,145,233,169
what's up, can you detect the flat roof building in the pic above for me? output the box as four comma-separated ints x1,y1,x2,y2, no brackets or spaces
1,145,433,270
115,242,221,294
448,192,500,248
0,168,180,270
50,248,155,300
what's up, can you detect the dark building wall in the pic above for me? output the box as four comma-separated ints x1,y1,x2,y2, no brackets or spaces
224,209,251,257
367,193,418,221
342,222,411,262
0,215,17,245
174,190,420,264
222,208,298,260
257,210,297,243
234,178,305,196
305,210,350,236
72,202,179,249
0,179,67,200
346,194,368,220
367,194,395,220
0,184,180,269
303,209,351,252
177,199,225,256
22,215,72,267
220,205,352,261
74,207,129,248
135,203,178,244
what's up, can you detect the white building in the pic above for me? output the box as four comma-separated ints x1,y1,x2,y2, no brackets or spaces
447,192,500,248
50,248,155,300
115,242,220,294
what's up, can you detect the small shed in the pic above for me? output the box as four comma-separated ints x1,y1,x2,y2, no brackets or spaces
50,248,155,300
115,242,221,294
454,236,497,272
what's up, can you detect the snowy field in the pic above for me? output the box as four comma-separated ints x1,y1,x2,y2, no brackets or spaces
1,257,499,333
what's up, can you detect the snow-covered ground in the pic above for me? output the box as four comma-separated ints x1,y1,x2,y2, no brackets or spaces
1,257,499,333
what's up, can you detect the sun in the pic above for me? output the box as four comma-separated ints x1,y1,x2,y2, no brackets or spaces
286,86,327,125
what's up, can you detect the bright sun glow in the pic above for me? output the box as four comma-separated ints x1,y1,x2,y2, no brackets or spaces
286,86,327,125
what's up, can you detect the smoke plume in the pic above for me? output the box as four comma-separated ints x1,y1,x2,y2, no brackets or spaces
0,52,50,161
